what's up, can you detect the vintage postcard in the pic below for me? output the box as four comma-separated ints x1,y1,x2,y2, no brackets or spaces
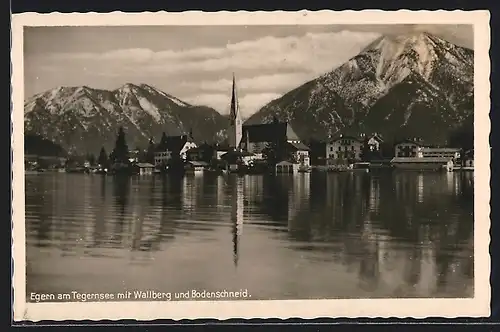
11,10,491,321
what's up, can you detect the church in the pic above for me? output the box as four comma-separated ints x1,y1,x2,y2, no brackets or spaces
223,74,310,170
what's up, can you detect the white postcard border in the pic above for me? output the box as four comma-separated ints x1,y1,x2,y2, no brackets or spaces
11,10,491,321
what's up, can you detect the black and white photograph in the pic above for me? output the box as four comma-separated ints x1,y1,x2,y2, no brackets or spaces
12,10,491,321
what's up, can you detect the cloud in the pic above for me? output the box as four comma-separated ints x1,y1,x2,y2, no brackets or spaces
27,30,385,116
32,30,381,77
180,73,313,93
183,92,282,117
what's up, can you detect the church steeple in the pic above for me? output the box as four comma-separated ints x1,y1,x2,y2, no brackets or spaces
228,73,242,149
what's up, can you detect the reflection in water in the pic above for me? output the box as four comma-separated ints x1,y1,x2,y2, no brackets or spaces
25,171,474,300
231,175,244,267
112,175,130,246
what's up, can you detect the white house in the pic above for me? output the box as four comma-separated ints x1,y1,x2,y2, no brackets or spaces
326,135,364,163
287,141,311,167
367,133,384,152
154,151,172,166
154,134,197,167
394,139,423,158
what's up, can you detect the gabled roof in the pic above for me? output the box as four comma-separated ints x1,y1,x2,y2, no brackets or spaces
276,160,294,165
367,133,384,142
242,121,301,143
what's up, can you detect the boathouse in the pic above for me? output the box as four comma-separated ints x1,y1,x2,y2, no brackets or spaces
390,157,454,171
135,163,155,175
275,160,299,174
185,160,209,173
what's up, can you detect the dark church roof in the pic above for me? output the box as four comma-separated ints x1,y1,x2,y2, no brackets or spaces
242,122,301,143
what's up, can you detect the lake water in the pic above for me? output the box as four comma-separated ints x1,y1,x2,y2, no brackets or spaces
25,171,474,301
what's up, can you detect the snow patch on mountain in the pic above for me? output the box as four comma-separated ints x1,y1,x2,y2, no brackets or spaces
24,83,228,153
246,31,474,144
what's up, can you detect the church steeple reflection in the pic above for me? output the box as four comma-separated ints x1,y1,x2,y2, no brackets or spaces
231,175,244,267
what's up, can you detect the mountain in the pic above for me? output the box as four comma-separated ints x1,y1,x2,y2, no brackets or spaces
24,83,229,154
245,32,474,145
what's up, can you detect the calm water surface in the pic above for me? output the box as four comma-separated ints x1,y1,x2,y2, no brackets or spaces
25,171,474,301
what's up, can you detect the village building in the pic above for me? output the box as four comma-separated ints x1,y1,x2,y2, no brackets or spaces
215,144,231,160
240,119,303,154
390,157,454,171
186,143,216,163
154,133,197,167
326,134,364,163
462,149,474,169
366,133,384,152
239,119,310,169
394,139,424,158
420,147,461,160
128,149,141,163
220,150,256,172
134,162,155,175
288,141,311,168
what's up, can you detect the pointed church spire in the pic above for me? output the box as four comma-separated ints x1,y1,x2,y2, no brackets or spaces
228,73,242,149
230,72,239,124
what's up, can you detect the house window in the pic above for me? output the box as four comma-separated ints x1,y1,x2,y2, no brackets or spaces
330,146,333,152
338,146,341,151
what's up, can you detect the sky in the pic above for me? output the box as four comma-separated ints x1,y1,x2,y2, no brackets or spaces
24,24,473,118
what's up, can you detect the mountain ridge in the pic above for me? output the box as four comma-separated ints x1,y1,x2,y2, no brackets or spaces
24,83,229,154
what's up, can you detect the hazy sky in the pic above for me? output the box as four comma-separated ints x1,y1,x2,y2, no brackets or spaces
24,24,473,117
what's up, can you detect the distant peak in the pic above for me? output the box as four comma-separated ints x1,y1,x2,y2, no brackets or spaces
120,83,138,89
138,83,159,91
362,31,444,53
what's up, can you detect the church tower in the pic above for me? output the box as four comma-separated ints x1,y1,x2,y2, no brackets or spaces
228,73,243,150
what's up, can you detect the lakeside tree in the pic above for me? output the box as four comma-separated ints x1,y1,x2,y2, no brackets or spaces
262,141,280,165
97,147,109,168
263,140,295,165
109,127,130,164
86,153,96,166
159,132,168,150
